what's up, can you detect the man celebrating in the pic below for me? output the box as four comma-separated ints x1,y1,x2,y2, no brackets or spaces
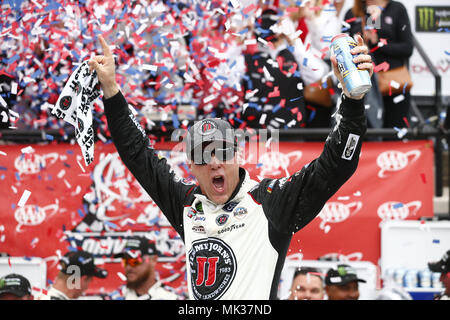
89,34,373,300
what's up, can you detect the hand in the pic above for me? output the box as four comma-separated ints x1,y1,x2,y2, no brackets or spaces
88,35,119,99
330,34,374,100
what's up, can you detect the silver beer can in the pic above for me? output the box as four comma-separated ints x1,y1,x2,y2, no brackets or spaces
330,33,372,97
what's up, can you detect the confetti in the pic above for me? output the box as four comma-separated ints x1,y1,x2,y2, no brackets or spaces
18,190,31,207
393,94,405,104
230,0,241,9
117,272,127,281
390,80,400,90
420,173,427,184
374,61,390,73
392,202,404,209
20,146,35,154
0,95,7,108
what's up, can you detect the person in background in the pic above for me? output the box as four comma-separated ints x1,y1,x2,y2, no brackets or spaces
36,250,108,300
110,236,180,300
324,264,366,300
428,250,450,300
301,0,346,59
344,0,413,130
375,273,412,300
0,273,33,300
241,7,307,129
288,266,325,300
282,1,343,129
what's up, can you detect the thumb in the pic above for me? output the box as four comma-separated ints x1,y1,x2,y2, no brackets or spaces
330,54,337,67
330,54,340,78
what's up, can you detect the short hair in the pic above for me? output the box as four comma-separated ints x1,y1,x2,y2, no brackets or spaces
293,267,323,282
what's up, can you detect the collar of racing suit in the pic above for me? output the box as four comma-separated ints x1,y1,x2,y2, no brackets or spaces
193,167,248,209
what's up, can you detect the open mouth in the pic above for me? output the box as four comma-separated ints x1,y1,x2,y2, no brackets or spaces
212,175,225,193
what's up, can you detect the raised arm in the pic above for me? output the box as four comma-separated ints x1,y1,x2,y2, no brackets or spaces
89,36,194,238
250,35,372,233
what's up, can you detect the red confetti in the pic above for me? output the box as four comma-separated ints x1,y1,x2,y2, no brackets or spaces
420,173,427,184
374,61,390,73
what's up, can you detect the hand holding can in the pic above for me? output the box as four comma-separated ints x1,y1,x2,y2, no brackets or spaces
330,34,373,100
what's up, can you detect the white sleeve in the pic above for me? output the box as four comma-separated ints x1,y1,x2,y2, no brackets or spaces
293,38,330,85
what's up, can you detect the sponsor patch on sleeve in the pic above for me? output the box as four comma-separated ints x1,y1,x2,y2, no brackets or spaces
341,133,360,161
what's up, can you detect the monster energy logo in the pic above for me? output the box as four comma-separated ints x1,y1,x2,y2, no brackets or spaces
417,6,450,32
418,7,435,31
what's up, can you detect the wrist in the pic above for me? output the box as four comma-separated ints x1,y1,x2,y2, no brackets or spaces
343,91,365,100
102,83,119,99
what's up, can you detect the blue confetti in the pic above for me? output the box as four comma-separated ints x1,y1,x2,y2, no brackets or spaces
392,202,404,209
172,113,180,128
104,221,118,229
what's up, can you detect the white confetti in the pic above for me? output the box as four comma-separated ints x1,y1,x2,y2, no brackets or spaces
11,81,17,94
230,0,241,9
142,64,158,72
390,80,400,89
18,190,31,207
0,95,7,108
57,169,66,179
393,94,405,104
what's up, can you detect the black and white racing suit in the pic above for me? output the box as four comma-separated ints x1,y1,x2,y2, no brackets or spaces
104,91,366,300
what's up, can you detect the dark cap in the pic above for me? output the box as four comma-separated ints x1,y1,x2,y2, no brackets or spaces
0,273,32,297
60,250,108,278
325,264,367,286
428,250,450,273
114,237,157,259
185,118,237,163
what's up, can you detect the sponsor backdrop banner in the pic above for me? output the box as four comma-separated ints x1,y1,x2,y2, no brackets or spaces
0,140,434,295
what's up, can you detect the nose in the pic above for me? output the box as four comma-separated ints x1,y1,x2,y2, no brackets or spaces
208,154,223,168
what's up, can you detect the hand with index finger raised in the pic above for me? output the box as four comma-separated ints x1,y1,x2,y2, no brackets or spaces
88,35,118,99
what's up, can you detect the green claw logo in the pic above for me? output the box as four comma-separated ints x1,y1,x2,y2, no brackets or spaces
418,7,435,31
